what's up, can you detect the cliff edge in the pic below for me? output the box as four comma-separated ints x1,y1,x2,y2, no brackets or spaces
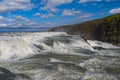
50,14,120,46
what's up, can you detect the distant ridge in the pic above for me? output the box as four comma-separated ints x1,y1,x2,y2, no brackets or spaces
50,14,120,46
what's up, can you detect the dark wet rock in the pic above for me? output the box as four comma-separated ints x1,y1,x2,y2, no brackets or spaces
16,73,30,79
93,47,106,50
104,66,120,75
0,67,15,80
81,36,91,46
34,44,44,51
28,53,90,64
0,67,30,80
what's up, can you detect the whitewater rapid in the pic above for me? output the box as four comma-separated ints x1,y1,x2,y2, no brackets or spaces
0,32,95,60
0,32,119,80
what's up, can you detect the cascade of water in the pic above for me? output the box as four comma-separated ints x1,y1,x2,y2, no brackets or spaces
0,32,119,80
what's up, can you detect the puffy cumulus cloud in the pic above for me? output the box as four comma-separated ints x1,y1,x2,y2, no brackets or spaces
40,0,73,12
0,16,34,28
79,0,102,3
0,0,33,13
15,16,30,22
109,8,120,14
62,9,81,16
34,13,54,18
12,16,39,28
0,15,53,28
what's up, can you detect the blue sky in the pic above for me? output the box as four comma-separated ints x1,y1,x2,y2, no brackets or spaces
0,0,120,29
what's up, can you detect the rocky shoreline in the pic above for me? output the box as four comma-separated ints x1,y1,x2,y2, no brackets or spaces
50,14,120,46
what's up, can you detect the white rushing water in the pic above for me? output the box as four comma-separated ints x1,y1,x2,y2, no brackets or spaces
0,32,95,60
0,32,119,80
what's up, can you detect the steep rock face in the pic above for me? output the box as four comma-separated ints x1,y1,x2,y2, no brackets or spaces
50,14,120,46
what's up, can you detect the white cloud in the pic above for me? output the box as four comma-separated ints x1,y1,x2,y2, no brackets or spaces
78,14,92,18
0,16,33,28
0,15,53,28
109,8,120,14
0,16,4,20
8,19,15,22
34,13,41,16
0,23,7,27
15,16,30,22
79,0,114,3
0,0,32,13
62,9,81,16
79,0,102,3
41,14,54,18
13,16,38,28
35,13,54,18
41,0,73,12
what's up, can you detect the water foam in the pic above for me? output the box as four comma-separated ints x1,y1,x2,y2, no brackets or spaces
0,32,119,80
0,32,93,60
